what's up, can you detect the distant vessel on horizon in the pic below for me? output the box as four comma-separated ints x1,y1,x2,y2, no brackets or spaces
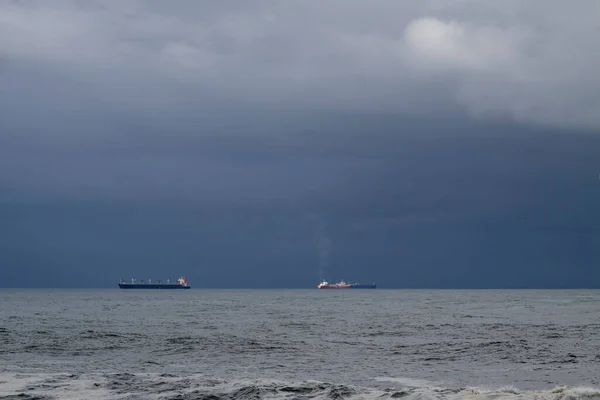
317,279,376,289
118,277,191,289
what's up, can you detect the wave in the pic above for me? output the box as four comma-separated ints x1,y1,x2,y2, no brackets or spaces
1,373,599,399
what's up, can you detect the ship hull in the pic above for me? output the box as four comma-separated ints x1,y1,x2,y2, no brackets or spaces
118,284,191,289
318,286,351,289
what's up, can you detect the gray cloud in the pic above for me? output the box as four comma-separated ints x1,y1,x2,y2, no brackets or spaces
1,0,599,130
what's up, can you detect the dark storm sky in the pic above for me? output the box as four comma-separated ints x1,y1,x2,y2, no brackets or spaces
1,1,600,288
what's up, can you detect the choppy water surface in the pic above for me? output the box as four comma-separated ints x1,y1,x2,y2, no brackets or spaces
1,289,599,399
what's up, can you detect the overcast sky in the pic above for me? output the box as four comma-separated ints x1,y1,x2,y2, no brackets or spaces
1,1,600,288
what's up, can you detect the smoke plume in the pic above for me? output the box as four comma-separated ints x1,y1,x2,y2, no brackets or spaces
308,214,332,280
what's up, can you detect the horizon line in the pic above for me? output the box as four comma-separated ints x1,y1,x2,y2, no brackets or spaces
1,287,599,290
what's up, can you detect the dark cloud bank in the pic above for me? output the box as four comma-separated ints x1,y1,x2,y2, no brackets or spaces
1,1,600,288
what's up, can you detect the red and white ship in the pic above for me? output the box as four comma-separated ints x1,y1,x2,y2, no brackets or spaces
317,279,377,289
317,279,351,289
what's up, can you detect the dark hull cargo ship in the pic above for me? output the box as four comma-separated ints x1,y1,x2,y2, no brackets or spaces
118,277,191,289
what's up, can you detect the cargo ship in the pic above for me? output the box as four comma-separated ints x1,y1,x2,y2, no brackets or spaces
317,279,376,289
118,277,191,289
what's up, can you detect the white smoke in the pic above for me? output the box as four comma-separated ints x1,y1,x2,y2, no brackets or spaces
316,228,332,281
308,214,332,280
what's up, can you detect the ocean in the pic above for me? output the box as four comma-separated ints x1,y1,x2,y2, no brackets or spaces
1,289,599,399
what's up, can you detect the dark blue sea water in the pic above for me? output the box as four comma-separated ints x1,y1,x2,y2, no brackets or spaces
1,289,599,399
